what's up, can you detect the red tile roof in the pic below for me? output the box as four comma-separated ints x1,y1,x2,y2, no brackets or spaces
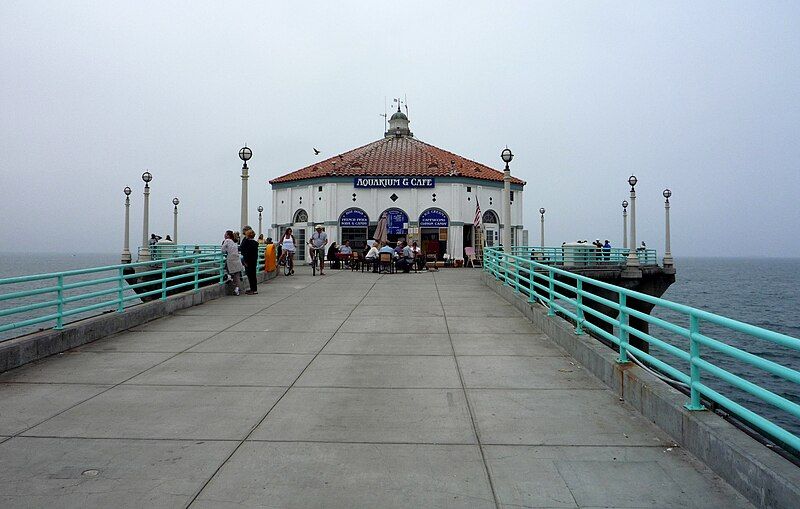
269,136,526,185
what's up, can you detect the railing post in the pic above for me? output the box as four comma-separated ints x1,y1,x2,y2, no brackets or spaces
513,258,520,293
686,314,706,410
55,274,64,330
117,267,125,313
527,262,536,304
575,279,585,335
219,254,225,284
547,267,555,316
161,260,167,301
193,257,200,291
617,293,630,363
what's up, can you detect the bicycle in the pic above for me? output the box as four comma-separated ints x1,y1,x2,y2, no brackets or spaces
309,247,325,276
281,251,294,276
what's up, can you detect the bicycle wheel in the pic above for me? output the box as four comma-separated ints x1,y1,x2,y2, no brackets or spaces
284,255,291,276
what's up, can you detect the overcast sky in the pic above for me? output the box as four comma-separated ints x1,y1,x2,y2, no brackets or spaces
1,1,798,257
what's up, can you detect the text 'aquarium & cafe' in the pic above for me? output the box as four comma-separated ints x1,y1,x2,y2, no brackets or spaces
268,109,527,262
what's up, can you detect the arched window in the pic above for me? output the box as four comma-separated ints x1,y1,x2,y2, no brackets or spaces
294,209,308,223
482,210,499,224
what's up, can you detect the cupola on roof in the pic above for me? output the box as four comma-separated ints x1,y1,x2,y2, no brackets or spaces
385,105,412,138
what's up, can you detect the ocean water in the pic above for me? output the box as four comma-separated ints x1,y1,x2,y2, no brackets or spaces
0,253,798,441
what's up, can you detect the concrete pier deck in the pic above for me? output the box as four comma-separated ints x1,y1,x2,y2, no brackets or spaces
0,268,753,508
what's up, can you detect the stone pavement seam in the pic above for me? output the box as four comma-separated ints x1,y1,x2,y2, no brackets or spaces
10,278,316,443
184,271,386,508
433,271,502,509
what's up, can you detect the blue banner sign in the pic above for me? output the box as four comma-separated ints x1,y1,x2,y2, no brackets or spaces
419,208,449,228
385,208,409,234
339,208,369,227
354,177,435,188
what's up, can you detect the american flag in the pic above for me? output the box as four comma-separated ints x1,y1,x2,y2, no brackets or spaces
474,198,482,229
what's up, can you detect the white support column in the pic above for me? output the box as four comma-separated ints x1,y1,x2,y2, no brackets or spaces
121,189,132,263
622,202,628,249
663,189,674,269
173,205,178,244
623,177,641,277
503,171,512,253
140,180,151,261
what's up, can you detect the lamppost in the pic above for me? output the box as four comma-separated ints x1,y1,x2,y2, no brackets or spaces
239,146,252,231
172,197,180,244
622,200,629,249
500,147,513,254
139,171,153,261
663,189,674,269
623,175,640,275
539,208,546,248
121,186,132,263
257,205,264,238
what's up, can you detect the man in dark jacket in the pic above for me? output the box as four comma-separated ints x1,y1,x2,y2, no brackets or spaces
240,227,260,295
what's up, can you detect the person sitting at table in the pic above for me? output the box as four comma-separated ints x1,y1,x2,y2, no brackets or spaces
364,241,380,272
396,241,414,273
379,241,397,258
339,240,352,256
394,240,404,257
327,242,339,269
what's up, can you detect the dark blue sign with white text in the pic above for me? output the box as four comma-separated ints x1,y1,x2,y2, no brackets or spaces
339,208,369,227
419,208,449,228
385,208,409,234
354,177,435,188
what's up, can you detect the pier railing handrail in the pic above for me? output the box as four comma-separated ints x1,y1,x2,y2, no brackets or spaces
1,245,272,338
0,252,225,336
483,246,800,454
510,245,659,266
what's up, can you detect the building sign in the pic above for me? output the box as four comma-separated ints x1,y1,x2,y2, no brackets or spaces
339,208,368,227
354,177,435,188
419,208,449,228
385,208,409,234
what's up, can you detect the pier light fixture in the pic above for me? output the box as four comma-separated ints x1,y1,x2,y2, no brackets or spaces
139,171,153,261
121,186,132,263
257,205,264,237
622,200,629,249
539,208,546,248
663,189,674,269
500,147,513,254
172,197,180,244
239,146,251,231
623,174,641,276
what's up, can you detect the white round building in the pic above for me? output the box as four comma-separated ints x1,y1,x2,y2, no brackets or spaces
269,108,526,262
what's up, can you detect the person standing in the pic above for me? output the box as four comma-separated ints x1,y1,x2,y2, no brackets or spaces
308,225,328,276
221,230,243,296
241,227,259,295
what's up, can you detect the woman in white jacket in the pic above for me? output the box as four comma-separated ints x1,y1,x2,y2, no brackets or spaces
221,230,243,295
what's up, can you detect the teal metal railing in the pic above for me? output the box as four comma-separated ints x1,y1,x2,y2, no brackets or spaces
511,246,659,266
483,246,800,453
0,252,225,337
139,244,267,270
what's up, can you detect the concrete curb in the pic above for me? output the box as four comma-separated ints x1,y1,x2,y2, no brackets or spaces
481,271,800,509
0,270,278,373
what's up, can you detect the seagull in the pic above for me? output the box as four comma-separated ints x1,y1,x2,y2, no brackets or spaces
313,148,320,155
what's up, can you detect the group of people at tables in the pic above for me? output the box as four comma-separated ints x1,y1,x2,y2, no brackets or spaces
325,239,424,273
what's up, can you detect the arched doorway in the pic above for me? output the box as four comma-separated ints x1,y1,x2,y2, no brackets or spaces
339,208,369,251
482,210,499,247
293,209,309,261
419,207,449,259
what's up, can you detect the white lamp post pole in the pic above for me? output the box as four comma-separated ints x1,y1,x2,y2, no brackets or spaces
500,148,514,254
622,200,628,249
172,197,180,244
139,171,153,261
121,186,132,263
258,205,264,238
539,208,546,248
624,175,641,273
239,146,252,231
663,189,674,268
